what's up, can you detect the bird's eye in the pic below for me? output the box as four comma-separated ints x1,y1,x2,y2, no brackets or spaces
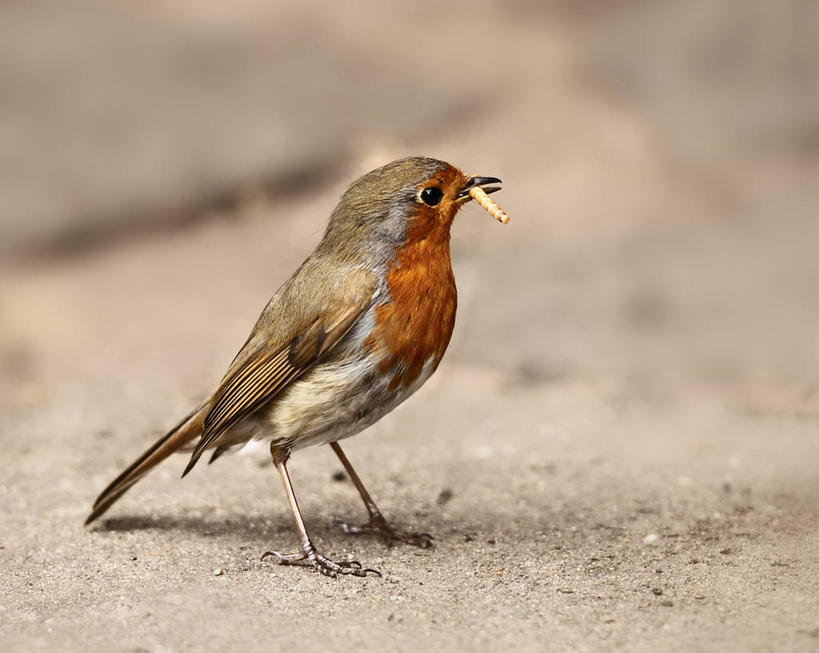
419,186,444,207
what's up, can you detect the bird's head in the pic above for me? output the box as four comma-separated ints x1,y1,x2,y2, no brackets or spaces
320,157,502,261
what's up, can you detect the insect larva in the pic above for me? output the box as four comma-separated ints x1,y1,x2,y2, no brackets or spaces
470,186,510,224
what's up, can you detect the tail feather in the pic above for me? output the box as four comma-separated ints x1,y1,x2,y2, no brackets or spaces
85,403,208,525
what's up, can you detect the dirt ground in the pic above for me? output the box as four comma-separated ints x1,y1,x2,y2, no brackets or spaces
1,2,818,651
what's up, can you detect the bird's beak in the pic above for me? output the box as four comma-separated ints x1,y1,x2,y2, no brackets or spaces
456,176,502,202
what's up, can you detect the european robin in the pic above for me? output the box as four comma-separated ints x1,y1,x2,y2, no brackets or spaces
86,157,506,578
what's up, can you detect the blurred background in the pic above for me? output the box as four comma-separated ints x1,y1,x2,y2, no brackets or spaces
2,0,818,409
1,1,818,650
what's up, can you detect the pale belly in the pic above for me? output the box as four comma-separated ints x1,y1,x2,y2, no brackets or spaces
261,350,436,451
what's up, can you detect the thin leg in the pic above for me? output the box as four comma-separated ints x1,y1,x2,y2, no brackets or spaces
330,442,433,549
261,445,380,578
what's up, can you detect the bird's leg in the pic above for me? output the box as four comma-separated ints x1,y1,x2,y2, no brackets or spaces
330,442,433,549
261,444,380,578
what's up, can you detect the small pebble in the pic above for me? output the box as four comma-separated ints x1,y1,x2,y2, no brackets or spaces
213,568,224,576
652,587,663,596
437,488,454,505
643,534,658,545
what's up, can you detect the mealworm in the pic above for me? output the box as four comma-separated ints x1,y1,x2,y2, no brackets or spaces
470,186,510,224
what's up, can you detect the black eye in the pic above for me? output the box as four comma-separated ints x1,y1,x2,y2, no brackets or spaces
420,186,444,206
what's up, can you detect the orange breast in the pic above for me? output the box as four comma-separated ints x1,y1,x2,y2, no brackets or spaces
369,227,457,391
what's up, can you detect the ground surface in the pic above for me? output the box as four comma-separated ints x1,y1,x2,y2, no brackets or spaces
1,2,818,651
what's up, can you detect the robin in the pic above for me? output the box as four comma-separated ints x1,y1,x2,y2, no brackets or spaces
86,156,506,578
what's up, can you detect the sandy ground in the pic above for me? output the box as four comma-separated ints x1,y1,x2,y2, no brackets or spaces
2,2,818,651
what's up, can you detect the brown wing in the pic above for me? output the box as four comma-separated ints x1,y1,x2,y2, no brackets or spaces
183,280,375,475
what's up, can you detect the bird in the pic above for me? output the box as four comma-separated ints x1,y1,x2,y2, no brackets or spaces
85,156,506,578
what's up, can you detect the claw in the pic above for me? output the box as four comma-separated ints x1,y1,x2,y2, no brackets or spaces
261,549,307,565
261,546,381,578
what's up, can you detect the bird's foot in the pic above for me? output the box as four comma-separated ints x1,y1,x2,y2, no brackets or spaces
261,546,380,579
336,513,434,549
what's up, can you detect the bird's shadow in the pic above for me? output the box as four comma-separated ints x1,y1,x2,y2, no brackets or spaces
94,513,294,542
89,506,504,548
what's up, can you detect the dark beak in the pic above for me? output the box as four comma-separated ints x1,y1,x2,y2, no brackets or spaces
457,176,502,201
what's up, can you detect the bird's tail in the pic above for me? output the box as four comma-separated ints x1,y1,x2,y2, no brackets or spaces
85,402,208,525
